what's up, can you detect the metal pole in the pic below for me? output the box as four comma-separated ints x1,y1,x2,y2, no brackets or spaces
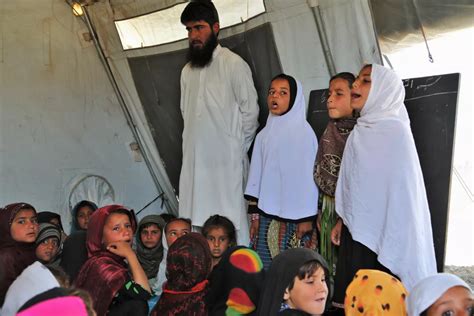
308,0,337,77
82,6,177,215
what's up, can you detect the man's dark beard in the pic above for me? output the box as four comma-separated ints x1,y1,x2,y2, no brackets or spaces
187,32,218,68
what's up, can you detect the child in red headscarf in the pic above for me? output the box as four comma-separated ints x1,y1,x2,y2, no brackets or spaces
75,205,151,316
0,203,39,306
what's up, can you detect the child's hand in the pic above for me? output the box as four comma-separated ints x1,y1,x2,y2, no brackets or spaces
107,241,135,259
331,218,343,246
296,221,313,239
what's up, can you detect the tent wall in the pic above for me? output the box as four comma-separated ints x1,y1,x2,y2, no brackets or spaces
0,0,162,232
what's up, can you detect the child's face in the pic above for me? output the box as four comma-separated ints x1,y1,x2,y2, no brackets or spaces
327,78,353,119
427,286,473,316
10,209,38,243
206,227,230,259
351,66,372,111
36,237,59,262
267,78,291,116
165,220,191,246
77,206,94,230
102,213,133,247
140,223,162,249
283,266,328,315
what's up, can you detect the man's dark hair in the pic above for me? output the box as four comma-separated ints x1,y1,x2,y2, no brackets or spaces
180,1,219,27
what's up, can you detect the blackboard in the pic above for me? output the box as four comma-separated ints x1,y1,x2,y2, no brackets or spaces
307,73,460,271
128,23,282,195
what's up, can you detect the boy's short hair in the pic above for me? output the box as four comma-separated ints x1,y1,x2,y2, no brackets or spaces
164,217,192,234
287,260,325,291
180,1,219,26
202,214,237,246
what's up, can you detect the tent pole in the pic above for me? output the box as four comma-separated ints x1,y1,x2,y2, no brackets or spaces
308,0,337,77
82,6,177,215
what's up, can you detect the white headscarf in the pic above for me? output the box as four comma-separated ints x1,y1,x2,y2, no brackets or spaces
245,78,319,220
335,64,437,290
407,273,472,315
153,227,169,296
1,261,59,316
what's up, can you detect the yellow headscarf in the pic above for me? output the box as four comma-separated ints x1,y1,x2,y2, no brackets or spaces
345,269,408,316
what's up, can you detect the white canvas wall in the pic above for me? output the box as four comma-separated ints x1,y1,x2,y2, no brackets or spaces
0,0,163,232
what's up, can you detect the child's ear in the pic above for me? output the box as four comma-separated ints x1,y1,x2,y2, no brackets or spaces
283,287,291,301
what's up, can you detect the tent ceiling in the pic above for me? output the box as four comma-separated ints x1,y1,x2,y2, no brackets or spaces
371,0,474,52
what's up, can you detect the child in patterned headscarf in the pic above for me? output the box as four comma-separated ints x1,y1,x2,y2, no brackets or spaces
151,233,212,316
344,269,408,315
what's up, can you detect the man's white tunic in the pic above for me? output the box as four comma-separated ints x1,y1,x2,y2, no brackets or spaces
179,44,259,241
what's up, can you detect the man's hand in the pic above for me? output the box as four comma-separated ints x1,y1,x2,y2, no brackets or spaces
250,219,259,242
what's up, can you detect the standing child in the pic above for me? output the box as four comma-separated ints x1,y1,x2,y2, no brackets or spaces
332,64,436,311
245,74,319,269
202,215,237,269
313,72,357,276
0,203,39,306
75,205,151,316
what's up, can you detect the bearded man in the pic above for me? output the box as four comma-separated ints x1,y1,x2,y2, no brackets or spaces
179,1,259,245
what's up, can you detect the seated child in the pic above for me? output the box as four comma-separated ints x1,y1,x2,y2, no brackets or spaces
71,200,98,232
206,246,265,315
344,269,408,316
407,273,473,316
17,287,95,316
135,215,166,311
0,203,39,306
202,215,237,269
154,217,192,298
1,261,60,316
257,248,330,315
151,233,212,316
75,205,151,316
37,211,68,241
135,215,166,286
245,74,319,269
164,217,191,246
35,223,62,267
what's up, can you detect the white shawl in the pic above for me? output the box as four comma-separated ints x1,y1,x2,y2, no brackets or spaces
245,80,319,220
1,261,59,316
335,64,437,290
407,273,472,315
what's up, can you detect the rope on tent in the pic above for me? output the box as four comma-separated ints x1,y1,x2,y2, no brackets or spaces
136,192,166,216
412,0,434,63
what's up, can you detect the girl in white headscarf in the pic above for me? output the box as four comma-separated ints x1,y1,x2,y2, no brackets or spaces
245,74,319,269
331,64,437,310
407,273,473,316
